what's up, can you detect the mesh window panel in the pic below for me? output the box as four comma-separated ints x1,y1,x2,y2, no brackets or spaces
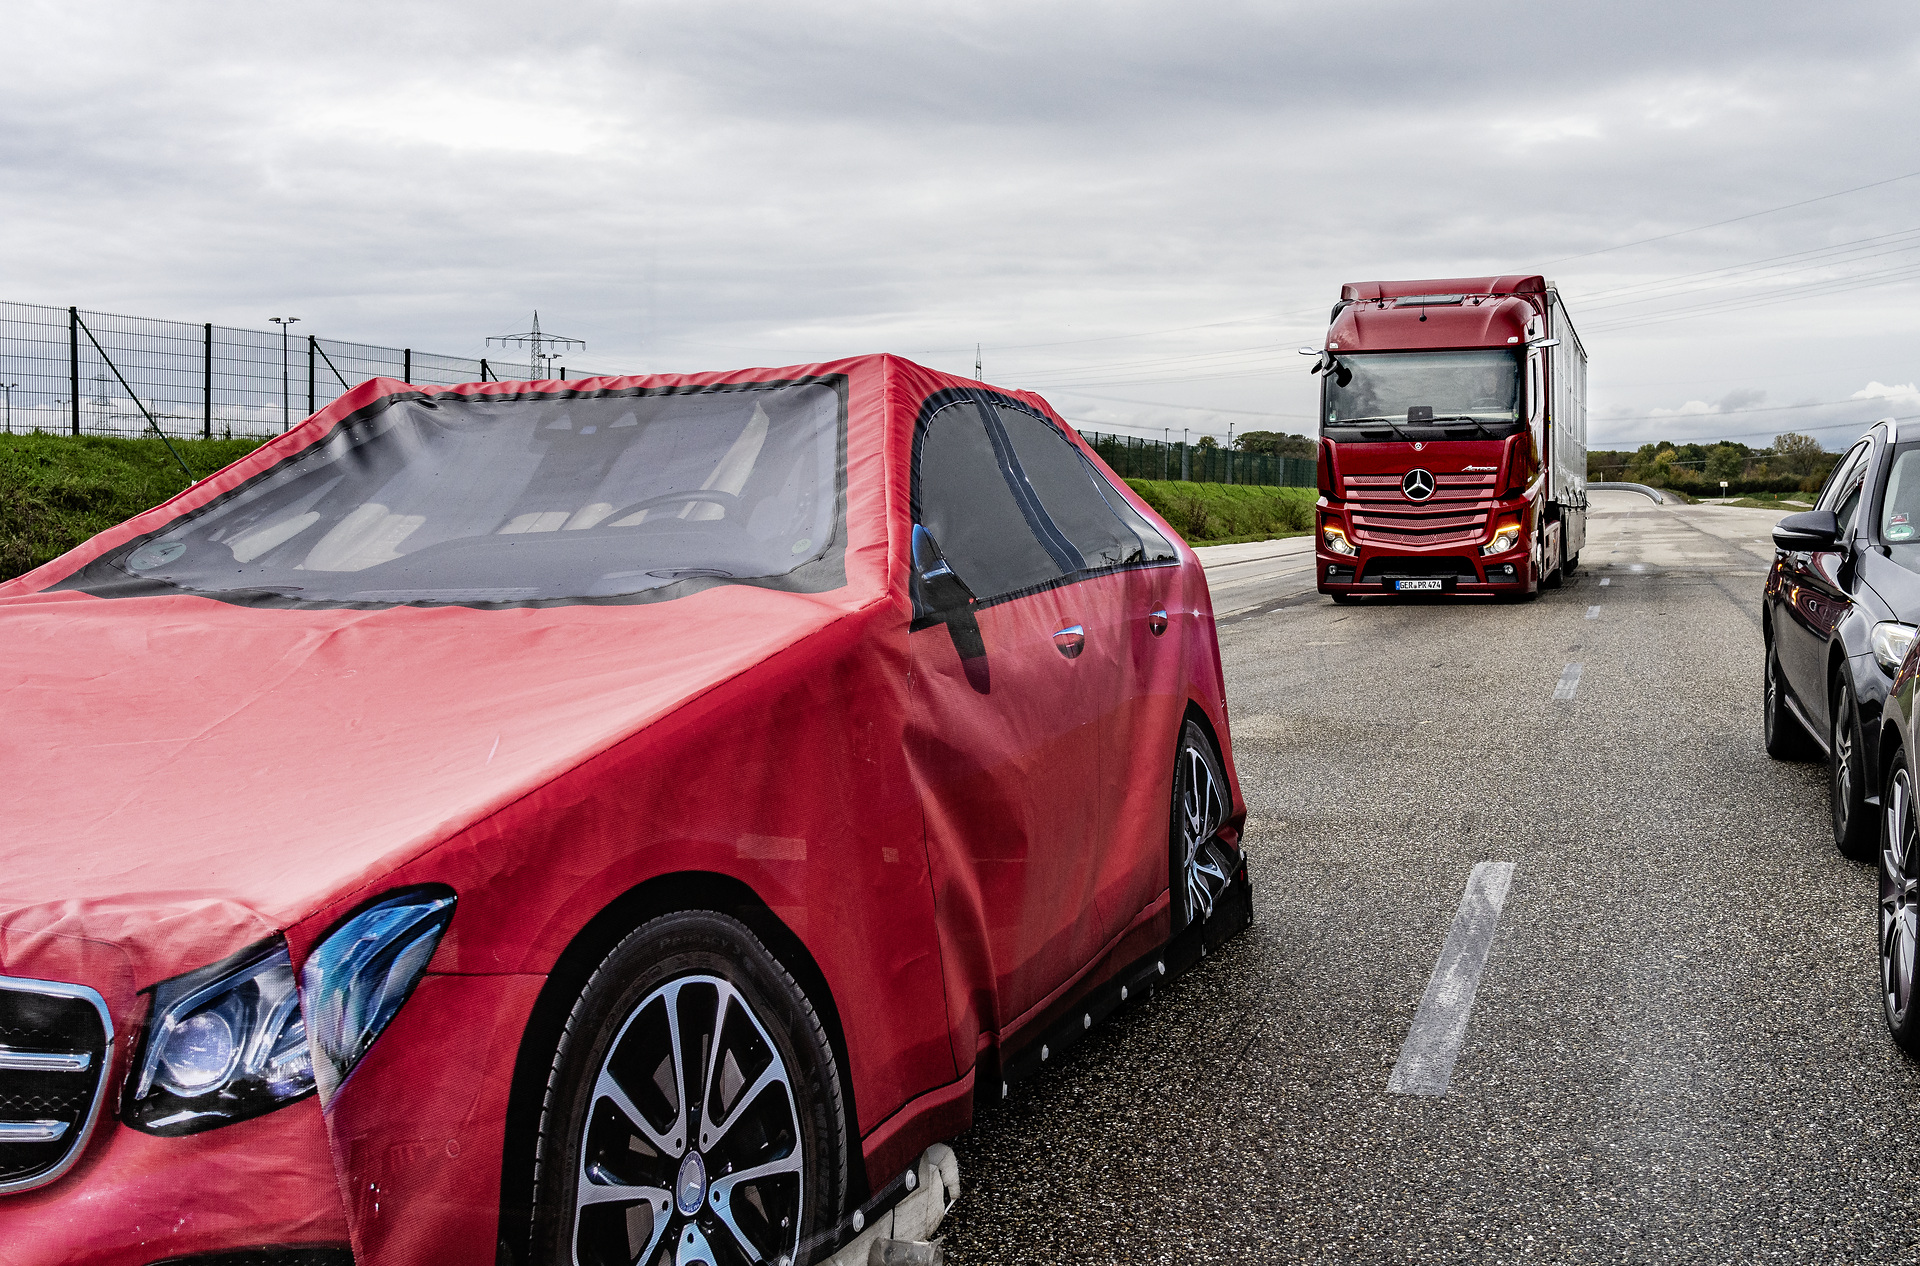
916,401,1062,600
57,380,845,609
994,407,1174,567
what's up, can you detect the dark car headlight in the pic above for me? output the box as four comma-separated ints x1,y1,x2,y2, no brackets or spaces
124,886,455,1135
126,939,315,1136
301,886,456,1104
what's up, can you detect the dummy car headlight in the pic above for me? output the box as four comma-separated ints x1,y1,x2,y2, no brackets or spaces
1873,621,1919,675
1322,525,1357,556
301,886,456,1104
126,940,315,1136
1482,521,1521,556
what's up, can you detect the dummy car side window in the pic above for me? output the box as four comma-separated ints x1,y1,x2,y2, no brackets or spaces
992,405,1176,568
916,402,1064,600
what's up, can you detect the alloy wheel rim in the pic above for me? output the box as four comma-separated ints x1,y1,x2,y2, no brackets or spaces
1180,740,1229,923
572,974,804,1266
1883,771,1920,1028
1836,698,1855,834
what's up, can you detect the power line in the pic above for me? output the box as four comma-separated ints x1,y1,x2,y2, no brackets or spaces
1546,169,1920,266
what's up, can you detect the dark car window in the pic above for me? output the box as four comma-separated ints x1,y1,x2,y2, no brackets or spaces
916,401,1066,600
59,379,846,608
1818,440,1871,513
1880,444,1920,571
992,406,1177,568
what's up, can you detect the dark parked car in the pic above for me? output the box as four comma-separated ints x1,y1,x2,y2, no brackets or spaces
1764,417,1920,864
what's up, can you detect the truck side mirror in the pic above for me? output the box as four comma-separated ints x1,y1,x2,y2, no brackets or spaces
1772,509,1840,552
911,525,986,660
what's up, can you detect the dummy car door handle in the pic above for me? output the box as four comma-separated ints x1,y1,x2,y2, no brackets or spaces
1052,625,1085,659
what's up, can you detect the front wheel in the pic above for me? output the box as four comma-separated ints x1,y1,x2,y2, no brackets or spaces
1764,634,1817,761
1171,719,1232,930
1882,758,1920,1055
1831,677,1873,858
532,911,847,1266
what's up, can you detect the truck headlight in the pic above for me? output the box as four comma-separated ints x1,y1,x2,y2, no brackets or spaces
302,886,456,1104
1481,521,1521,556
1323,525,1357,556
1873,621,1918,674
126,940,315,1136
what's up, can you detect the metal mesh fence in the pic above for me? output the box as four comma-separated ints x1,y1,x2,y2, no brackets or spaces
0,301,601,440
1078,429,1317,488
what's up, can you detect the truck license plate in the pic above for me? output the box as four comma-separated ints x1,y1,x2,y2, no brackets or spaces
1395,578,1444,591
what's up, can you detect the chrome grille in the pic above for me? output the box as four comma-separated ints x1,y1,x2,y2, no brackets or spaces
0,976,113,1195
1344,471,1498,546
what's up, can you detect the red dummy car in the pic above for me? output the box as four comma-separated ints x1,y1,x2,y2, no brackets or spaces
0,355,1250,1266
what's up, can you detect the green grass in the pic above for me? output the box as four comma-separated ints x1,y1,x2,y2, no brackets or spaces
1724,495,1811,511
0,435,1318,585
0,432,270,582
1123,478,1317,546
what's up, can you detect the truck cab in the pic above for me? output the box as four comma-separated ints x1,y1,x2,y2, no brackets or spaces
1312,274,1587,600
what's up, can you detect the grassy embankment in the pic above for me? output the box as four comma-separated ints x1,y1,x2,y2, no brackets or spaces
0,432,269,582
1122,478,1316,546
0,434,1318,583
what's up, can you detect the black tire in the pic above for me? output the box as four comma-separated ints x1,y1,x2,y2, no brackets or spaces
1764,634,1817,761
531,910,847,1266
1831,674,1873,859
1541,531,1565,590
1881,755,1920,1056
1171,718,1232,931
1565,552,1580,576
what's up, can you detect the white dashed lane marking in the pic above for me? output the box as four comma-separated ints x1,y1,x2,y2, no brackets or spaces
1553,663,1583,701
1387,861,1517,1098
1600,578,1611,587
1586,606,1600,619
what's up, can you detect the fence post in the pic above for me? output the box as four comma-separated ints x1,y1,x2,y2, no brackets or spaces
480,358,491,382
1180,443,1189,482
203,322,213,439
403,349,411,384
68,306,80,436
307,335,316,415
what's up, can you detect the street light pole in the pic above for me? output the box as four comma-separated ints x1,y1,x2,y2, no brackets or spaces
269,317,301,431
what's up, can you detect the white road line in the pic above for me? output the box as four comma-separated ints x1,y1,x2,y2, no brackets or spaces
1629,564,1646,572
1585,605,1600,619
1387,861,1516,1097
1599,578,1611,587
1553,663,1583,701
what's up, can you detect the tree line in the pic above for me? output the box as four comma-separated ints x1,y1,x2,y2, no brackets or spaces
1587,433,1837,496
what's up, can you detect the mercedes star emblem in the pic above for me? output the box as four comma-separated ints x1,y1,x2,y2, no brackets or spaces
1401,469,1436,501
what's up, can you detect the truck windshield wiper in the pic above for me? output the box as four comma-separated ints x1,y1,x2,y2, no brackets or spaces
1336,415,1418,441
1431,415,1495,438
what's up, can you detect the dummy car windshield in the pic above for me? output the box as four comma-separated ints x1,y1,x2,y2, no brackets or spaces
1323,350,1522,437
69,380,844,607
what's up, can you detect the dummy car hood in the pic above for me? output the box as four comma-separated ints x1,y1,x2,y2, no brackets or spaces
0,584,855,989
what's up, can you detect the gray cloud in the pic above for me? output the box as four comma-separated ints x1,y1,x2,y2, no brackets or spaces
3,0,1917,448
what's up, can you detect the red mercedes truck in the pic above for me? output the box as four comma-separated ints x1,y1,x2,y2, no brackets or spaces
1311,274,1587,600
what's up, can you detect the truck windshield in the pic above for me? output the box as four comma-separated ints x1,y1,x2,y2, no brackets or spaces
1323,350,1522,438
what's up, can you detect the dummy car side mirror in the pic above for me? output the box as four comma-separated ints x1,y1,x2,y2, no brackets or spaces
911,525,986,661
1773,509,1840,552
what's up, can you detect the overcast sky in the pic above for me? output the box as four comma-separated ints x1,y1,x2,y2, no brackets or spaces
5,0,1918,450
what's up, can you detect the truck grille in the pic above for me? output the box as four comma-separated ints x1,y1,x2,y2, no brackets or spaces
1343,471,1498,546
0,976,114,1195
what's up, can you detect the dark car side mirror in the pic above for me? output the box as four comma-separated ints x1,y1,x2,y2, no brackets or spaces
911,525,986,661
1773,509,1840,552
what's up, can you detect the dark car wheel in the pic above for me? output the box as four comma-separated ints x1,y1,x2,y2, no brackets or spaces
1831,676,1873,858
532,910,847,1266
1171,718,1232,930
1764,635,1817,760
1882,758,1920,1055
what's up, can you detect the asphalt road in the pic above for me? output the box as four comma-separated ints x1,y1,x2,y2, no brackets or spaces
939,489,1920,1264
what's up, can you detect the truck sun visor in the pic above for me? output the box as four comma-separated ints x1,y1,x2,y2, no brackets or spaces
58,379,848,610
